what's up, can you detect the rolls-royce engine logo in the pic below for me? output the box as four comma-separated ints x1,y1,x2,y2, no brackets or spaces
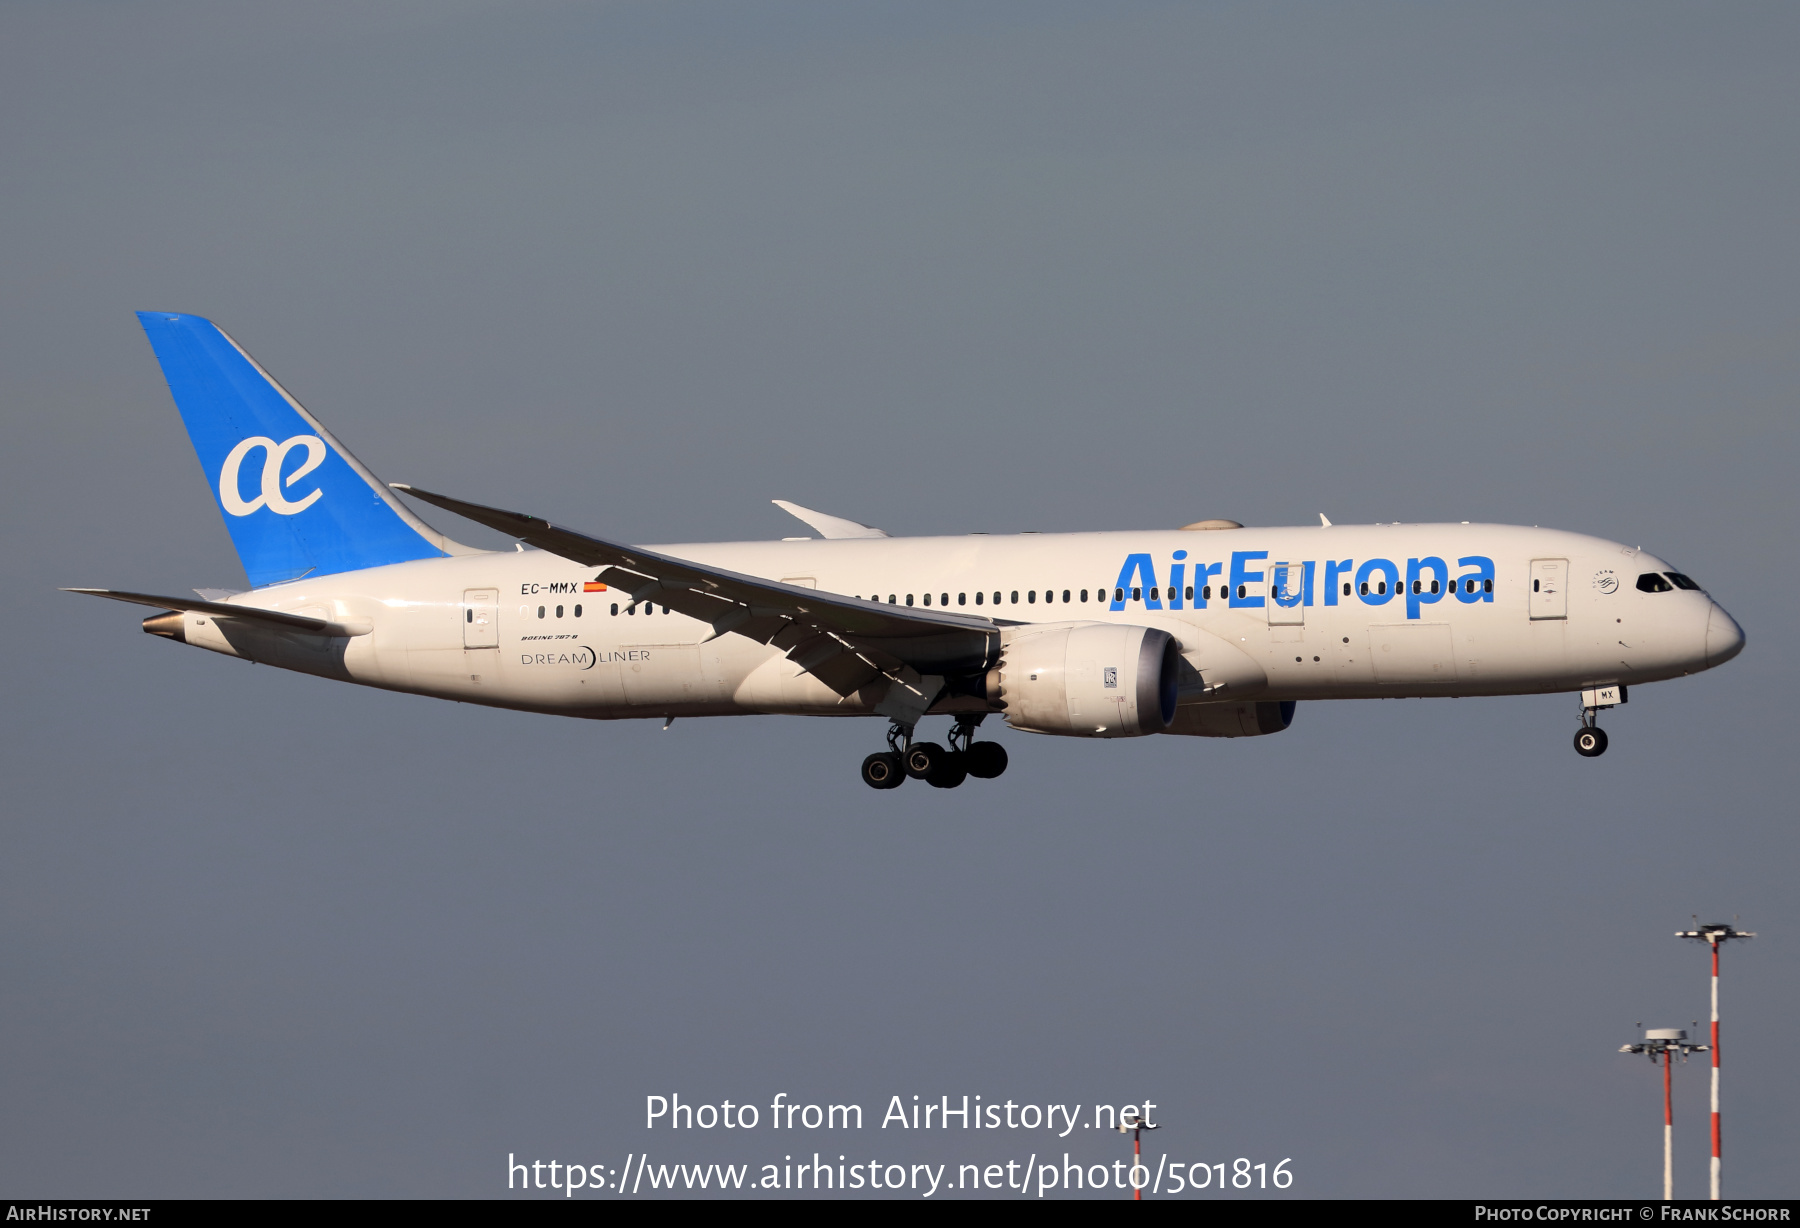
219,434,327,516
1593,569,1619,595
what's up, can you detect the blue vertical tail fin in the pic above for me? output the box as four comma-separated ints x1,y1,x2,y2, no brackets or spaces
137,312,470,588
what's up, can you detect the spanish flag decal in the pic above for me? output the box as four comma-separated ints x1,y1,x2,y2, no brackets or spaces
584,581,607,592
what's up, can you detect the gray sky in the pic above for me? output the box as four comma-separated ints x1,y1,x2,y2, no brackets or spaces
2,1,1795,1198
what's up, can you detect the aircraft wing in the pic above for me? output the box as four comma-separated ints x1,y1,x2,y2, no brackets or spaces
62,587,365,635
391,485,998,700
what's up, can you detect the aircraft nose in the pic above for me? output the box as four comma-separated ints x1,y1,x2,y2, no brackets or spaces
1706,602,1745,667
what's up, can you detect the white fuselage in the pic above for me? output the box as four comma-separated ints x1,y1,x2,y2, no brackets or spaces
169,523,1740,725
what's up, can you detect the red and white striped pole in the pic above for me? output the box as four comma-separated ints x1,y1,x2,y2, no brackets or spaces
1133,1125,1142,1201
1118,1110,1158,1199
1663,1047,1674,1202
1680,922,1751,1201
1709,939,1721,1200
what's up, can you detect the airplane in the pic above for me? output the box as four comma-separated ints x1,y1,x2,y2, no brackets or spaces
70,313,1746,789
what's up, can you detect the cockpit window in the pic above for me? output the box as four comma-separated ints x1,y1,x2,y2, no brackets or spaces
1636,573,1674,593
1665,573,1702,591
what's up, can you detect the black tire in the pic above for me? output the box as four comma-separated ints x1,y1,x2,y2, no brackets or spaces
927,754,968,789
861,752,905,789
904,742,947,780
963,741,1009,779
1573,727,1608,758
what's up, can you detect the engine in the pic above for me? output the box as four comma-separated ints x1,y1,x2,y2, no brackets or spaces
986,623,1179,737
1162,699,1296,738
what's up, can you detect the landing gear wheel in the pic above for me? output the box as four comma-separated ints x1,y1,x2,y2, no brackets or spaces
927,754,968,789
861,752,905,789
904,742,947,780
963,742,1008,779
1573,727,1608,758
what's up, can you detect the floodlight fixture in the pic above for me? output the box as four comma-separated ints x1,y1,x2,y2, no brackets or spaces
1620,1027,1709,1201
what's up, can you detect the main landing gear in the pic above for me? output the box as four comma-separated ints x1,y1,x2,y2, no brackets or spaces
861,716,1008,790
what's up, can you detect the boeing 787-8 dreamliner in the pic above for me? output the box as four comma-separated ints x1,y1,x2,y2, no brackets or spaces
71,313,1745,788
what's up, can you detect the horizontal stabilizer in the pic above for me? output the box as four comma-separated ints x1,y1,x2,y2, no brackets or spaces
771,500,889,539
63,588,368,636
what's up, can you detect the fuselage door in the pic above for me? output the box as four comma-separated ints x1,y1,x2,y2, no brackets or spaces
1267,561,1305,626
463,588,499,648
1528,559,1568,621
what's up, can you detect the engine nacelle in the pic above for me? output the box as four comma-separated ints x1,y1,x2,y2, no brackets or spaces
1163,699,1296,738
987,623,1179,738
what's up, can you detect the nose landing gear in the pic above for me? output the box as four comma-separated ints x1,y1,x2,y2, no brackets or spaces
1572,686,1626,757
1573,700,1609,758
861,715,1008,790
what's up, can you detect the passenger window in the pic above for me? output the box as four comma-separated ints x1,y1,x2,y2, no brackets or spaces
1237,585,1246,599
611,603,619,616
1184,586,1193,600
993,592,1002,605
975,592,983,605
907,594,915,606
1028,591,1037,603
1637,573,1674,593
556,605,564,618
574,604,582,617
465,609,472,622
1010,591,1019,604
1080,589,1089,602
1666,573,1701,591
1483,579,1492,594
958,593,966,605
941,593,949,606
923,593,931,606
1344,582,1353,596
1203,586,1212,599
537,606,545,618
1062,589,1071,603
1379,582,1387,596
1114,588,1123,603
1132,587,1141,601
1430,580,1439,594
1533,579,1540,592
889,594,897,604
626,605,634,615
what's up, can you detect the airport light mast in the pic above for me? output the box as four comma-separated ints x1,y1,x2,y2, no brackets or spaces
1620,1027,1708,1201
1677,920,1754,1199
1117,1109,1159,1200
